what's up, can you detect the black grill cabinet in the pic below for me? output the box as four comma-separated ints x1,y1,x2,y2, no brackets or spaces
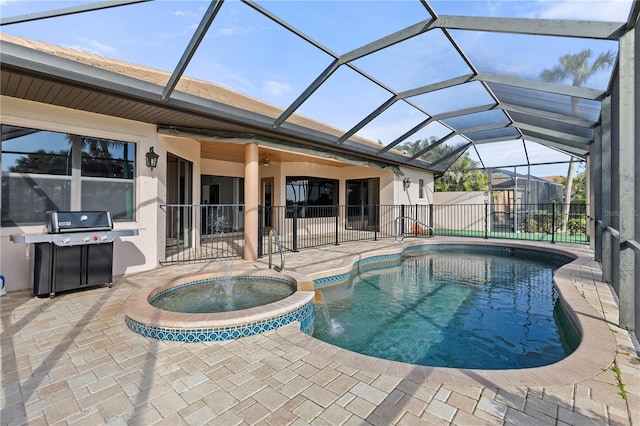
10,211,138,298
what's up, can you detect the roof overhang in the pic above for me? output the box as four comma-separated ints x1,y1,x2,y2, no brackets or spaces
0,38,422,172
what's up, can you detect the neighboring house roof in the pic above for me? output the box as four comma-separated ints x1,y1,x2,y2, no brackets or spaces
541,176,566,183
492,169,562,185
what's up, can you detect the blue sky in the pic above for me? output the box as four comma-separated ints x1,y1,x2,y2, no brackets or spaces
1,0,634,177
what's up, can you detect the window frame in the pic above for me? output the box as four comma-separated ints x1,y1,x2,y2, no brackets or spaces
1,125,137,226
285,176,339,218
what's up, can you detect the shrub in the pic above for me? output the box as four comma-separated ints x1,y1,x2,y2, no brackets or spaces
524,210,562,234
567,217,587,236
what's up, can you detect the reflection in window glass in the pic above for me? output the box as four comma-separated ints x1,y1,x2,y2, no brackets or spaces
1,125,136,226
2,126,72,175
1,176,71,226
81,180,135,221
81,137,135,178
286,176,338,218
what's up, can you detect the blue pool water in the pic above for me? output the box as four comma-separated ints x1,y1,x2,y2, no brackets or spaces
313,248,580,370
150,277,295,313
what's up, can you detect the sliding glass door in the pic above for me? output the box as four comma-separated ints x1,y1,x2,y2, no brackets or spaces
166,153,193,254
346,178,379,231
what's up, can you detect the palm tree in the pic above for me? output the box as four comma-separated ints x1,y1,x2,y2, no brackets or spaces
395,137,488,191
540,48,615,230
395,137,434,157
435,153,488,192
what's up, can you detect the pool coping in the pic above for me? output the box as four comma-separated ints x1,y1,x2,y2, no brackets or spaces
275,238,618,388
123,238,617,388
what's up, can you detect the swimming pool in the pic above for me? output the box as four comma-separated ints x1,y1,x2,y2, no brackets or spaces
313,246,580,369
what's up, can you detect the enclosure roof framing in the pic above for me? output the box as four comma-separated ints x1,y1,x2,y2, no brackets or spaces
0,0,150,26
498,103,598,129
0,0,634,172
431,15,626,40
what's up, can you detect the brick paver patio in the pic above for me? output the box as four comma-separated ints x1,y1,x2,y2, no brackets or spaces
1,238,638,425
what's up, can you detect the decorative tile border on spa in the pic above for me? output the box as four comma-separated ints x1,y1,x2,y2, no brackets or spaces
125,300,314,342
124,269,315,342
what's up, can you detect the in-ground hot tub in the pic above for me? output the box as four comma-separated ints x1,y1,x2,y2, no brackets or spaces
149,275,296,313
124,270,315,342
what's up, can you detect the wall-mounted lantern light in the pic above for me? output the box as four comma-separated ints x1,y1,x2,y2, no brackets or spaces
145,147,159,170
403,177,411,191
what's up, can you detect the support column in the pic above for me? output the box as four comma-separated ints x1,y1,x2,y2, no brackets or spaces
592,128,602,259
584,146,598,250
601,96,612,283
617,29,636,330
635,22,640,336
611,82,620,296
244,143,259,261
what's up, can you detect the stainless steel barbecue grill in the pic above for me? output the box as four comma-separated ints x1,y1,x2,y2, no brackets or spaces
10,211,138,297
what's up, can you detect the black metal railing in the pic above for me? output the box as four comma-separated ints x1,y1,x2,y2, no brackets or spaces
258,203,589,257
161,202,588,263
433,202,589,244
258,204,430,257
162,204,245,264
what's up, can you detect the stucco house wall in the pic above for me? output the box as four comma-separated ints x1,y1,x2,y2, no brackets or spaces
1,96,159,293
432,191,487,231
1,97,435,293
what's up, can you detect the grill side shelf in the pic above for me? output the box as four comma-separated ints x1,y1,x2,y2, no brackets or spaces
10,229,139,245
10,234,55,244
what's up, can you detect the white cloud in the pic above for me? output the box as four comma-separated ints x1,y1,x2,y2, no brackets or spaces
535,0,633,21
263,80,291,98
170,8,201,19
87,40,116,55
66,39,116,56
204,63,255,94
214,25,255,37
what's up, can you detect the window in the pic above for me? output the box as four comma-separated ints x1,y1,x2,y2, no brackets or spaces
419,179,425,199
285,176,338,218
1,125,136,226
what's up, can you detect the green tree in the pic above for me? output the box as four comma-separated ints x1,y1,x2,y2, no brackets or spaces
435,153,488,192
395,137,436,157
540,49,615,229
396,136,460,165
396,137,488,191
570,172,586,204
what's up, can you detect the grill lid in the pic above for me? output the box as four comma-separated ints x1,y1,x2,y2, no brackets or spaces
46,211,113,233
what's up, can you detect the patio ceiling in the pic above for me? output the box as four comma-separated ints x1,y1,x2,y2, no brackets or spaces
1,0,636,175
